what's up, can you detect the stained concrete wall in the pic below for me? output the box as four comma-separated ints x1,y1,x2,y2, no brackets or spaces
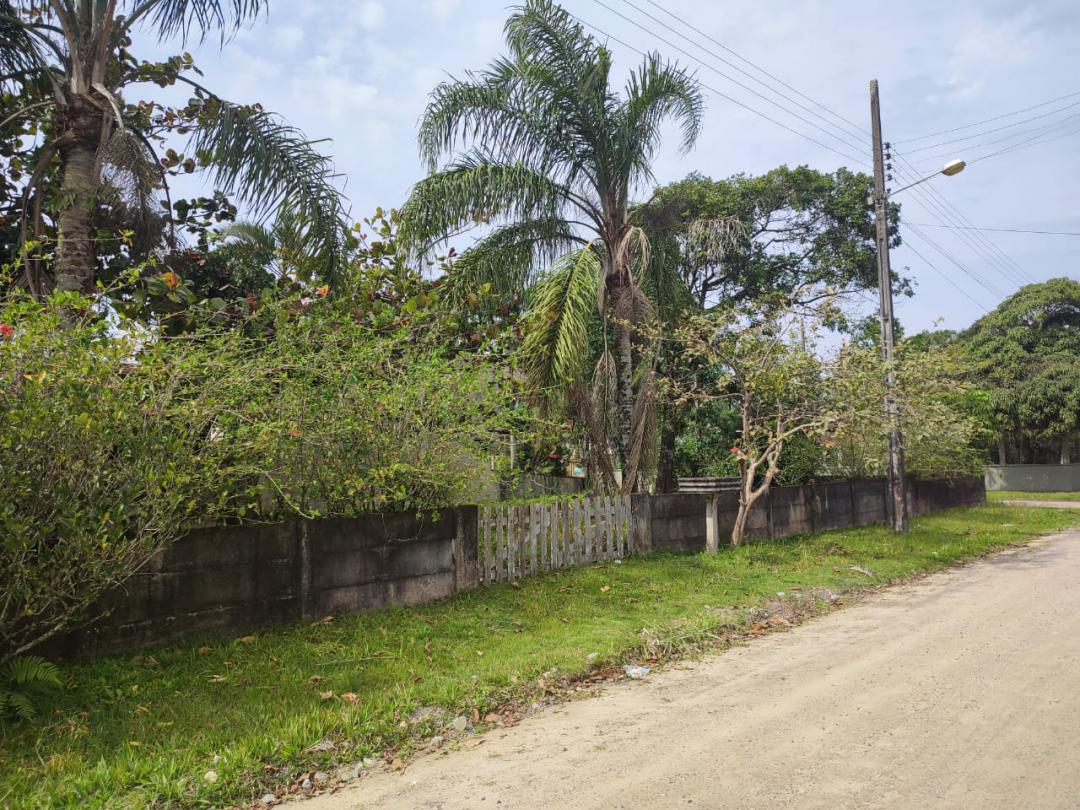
649,477,984,553
63,507,478,658
985,464,1080,493
61,478,981,658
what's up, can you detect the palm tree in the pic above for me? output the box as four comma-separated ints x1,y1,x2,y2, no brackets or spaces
0,0,346,295
400,0,703,490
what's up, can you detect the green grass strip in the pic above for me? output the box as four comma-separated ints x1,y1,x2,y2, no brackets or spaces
2,504,1077,809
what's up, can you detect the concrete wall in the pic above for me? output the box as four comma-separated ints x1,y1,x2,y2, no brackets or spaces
60,478,981,658
62,507,478,658
985,464,1080,492
648,477,984,553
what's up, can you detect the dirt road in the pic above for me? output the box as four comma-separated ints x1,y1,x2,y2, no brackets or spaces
301,530,1080,809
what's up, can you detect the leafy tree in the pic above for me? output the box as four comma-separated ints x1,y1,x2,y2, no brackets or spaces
400,0,703,489
639,166,904,310
674,307,835,545
962,278,1080,463
0,1,346,294
638,167,901,489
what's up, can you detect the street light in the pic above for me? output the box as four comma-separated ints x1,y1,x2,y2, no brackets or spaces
890,159,966,196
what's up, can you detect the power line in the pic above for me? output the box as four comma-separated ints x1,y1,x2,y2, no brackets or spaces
909,223,1080,237
903,221,1008,299
912,110,1080,168
569,9,872,168
900,235,990,313
902,100,1080,155
891,151,1035,286
613,0,870,150
638,0,870,139
895,89,1080,144
967,119,1080,166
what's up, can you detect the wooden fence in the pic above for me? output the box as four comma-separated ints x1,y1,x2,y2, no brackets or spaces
478,494,632,584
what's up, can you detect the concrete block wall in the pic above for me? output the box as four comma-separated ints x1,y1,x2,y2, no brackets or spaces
59,478,981,658
648,477,984,553
64,507,478,658
985,464,1080,493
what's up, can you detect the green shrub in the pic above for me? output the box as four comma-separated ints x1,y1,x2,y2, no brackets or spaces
0,285,514,666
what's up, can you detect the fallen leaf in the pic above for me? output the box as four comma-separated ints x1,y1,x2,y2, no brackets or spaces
471,707,480,723
600,586,610,593
197,646,211,655
208,675,227,684
320,690,334,701
238,635,257,644
849,565,874,577
475,650,484,657
309,675,324,684
203,769,218,783
340,692,360,704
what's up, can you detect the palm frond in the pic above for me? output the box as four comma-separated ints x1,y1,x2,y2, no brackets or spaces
140,0,269,43
616,52,704,183
520,245,602,415
400,159,571,254
621,364,658,492
0,5,50,85
99,127,167,255
189,99,348,278
441,216,584,310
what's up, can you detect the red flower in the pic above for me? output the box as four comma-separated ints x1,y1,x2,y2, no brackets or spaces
0,323,12,339
730,446,739,455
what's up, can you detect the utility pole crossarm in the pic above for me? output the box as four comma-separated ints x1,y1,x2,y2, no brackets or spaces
869,79,909,533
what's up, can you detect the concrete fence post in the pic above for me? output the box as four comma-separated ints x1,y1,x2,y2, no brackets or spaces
297,519,315,620
705,495,720,554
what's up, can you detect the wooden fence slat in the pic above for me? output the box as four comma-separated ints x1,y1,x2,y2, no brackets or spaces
576,499,586,564
605,494,615,560
482,508,489,583
499,504,509,583
527,507,535,578
617,494,628,558
587,494,596,565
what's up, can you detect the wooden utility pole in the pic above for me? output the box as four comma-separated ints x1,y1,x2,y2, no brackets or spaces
870,79,908,532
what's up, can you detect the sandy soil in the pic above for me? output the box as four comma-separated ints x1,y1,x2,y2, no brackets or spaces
297,530,1080,810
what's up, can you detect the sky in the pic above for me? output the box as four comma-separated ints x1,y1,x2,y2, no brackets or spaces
145,0,1080,334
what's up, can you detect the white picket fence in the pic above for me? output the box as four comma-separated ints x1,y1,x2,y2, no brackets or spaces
478,494,632,584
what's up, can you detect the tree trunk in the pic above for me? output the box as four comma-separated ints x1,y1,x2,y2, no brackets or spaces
997,434,1007,465
731,501,750,546
655,404,679,493
614,314,634,475
1061,436,1072,465
55,95,105,295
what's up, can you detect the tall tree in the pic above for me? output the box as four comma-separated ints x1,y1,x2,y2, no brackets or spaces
400,0,703,489
963,278,1080,463
0,0,347,295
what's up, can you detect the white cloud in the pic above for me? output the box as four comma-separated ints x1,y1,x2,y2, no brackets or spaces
354,1,386,31
272,25,304,50
428,0,461,21
929,8,1043,102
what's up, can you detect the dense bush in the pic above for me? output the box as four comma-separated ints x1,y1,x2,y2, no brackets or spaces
0,284,514,665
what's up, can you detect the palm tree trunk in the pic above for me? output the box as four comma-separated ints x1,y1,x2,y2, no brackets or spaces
55,96,104,294
656,405,679,493
614,318,633,474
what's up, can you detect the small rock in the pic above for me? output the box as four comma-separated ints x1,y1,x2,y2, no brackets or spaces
260,794,277,806
203,769,218,783
362,757,376,768
586,652,599,662
307,739,335,753
450,716,468,732
313,771,329,785
301,778,312,790
623,664,650,680
429,735,444,748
